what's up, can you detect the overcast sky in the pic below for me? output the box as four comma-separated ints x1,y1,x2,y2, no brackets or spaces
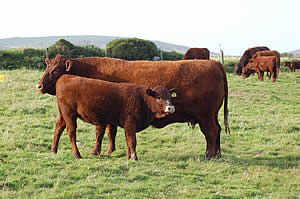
1,0,299,55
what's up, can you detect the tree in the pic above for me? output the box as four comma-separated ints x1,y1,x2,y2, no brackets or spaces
106,38,159,60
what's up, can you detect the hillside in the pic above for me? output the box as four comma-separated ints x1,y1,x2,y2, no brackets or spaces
0,35,191,54
289,49,300,55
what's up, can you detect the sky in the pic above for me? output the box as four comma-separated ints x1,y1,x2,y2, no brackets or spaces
1,0,299,55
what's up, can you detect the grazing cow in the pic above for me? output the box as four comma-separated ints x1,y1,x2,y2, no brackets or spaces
252,50,281,76
235,46,270,75
284,61,300,72
54,74,176,159
242,56,277,82
182,48,210,60
37,54,230,159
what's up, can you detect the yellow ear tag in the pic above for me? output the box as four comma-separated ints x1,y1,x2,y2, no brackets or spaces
172,92,177,97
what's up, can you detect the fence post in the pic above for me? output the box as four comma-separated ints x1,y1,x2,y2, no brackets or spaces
220,49,224,65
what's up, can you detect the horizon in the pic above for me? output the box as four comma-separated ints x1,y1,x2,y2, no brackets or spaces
1,0,300,55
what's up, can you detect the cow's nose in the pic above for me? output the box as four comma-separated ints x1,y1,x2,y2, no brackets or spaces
36,84,43,90
165,105,175,114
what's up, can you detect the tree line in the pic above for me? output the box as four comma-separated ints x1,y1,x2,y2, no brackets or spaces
0,38,184,70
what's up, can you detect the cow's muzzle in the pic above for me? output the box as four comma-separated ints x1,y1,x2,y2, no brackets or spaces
165,105,175,114
36,84,45,93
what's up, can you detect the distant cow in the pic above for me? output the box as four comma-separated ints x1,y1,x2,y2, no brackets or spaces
242,56,277,82
252,50,281,76
55,75,176,159
37,54,230,159
284,61,300,72
235,46,270,75
182,48,210,60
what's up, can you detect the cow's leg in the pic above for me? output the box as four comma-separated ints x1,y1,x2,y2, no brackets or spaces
105,125,117,154
91,124,106,155
124,122,138,160
52,112,66,154
258,71,264,81
199,116,219,159
64,116,81,159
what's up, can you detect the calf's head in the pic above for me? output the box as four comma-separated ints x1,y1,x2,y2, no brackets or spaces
36,54,72,95
146,86,177,118
242,60,255,79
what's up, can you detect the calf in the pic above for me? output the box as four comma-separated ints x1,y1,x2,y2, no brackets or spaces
55,75,176,160
284,61,300,72
242,56,277,82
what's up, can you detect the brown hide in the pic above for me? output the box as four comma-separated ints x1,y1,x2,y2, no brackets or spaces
37,54,230,159
252,50,280,75
182,48,210,60
235,46,269,75
242,56,277,82
56,75,175,159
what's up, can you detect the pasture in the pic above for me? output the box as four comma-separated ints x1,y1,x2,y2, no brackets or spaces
0,69,299,198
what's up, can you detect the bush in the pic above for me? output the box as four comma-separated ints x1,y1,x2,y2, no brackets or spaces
161,50,183,60
106,38,159,60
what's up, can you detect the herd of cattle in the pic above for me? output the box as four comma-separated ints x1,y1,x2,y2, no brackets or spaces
35,46,298,160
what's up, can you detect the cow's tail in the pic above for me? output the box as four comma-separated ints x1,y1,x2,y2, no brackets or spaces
222,64,230,134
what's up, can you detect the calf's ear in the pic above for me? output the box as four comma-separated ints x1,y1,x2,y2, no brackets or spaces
65,60,72,71
146,89,157,98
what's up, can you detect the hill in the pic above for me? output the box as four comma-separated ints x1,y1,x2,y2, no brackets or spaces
289,49,300,55
0,35,190,54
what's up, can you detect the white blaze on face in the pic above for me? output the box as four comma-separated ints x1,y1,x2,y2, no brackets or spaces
164,100,175,114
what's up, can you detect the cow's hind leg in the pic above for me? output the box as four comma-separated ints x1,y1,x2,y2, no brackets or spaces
199,116,220,159
91,124,107,155
106,125,118,154
52,112,66,154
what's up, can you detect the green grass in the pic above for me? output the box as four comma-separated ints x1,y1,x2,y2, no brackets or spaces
0,69,299,198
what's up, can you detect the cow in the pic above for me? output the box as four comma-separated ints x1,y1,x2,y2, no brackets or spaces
242,56,277,82
235,46,270,75
182,48,210,60
53,74,176,159
252,50,281,76
36,54,230,159
284,61,300,72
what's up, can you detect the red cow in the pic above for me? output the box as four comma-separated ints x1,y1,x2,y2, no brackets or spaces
284,61,300,72
182,48,210,60
242,56,277,82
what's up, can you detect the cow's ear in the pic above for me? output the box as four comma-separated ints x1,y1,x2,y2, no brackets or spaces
65,60,72,71
146,89,156,98
45,58,51,65
169,88,178,97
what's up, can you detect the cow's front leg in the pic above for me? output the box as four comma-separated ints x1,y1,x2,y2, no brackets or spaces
124,122,138,160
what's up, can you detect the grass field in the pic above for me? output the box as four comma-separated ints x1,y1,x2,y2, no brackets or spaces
0,69,299,198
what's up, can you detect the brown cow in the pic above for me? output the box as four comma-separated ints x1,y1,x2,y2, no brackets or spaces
242,56,277,82
182,48,210,60
37,54,230,159
252,50,281,76
235,46,270,75
54,74,176,159
284,61,300,72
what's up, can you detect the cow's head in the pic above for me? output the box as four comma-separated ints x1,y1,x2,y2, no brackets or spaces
283,62,291,67
36,54,72,95
242,60,255,79
146,86,177,118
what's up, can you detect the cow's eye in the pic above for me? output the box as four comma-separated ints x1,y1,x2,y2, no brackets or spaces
157,97,161,100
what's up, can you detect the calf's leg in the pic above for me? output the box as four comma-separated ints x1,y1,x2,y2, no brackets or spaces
124,122,138,160
52,112,66,154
